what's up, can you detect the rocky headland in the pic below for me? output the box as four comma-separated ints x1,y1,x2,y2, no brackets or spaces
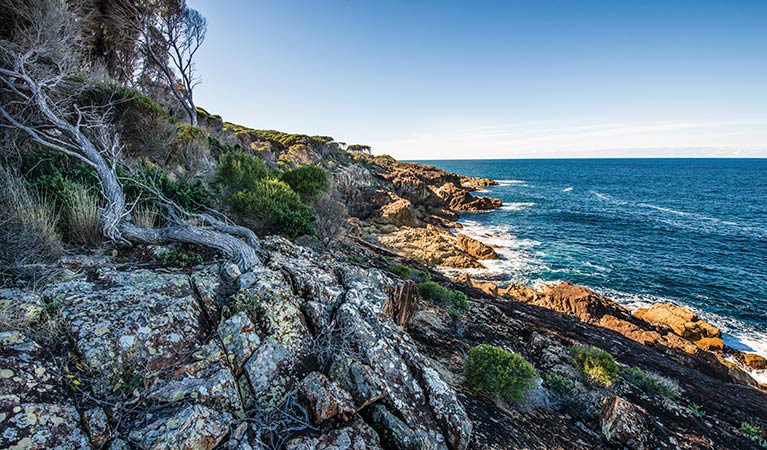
2,114,767,450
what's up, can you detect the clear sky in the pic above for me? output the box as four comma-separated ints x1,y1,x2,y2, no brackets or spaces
188,0,767,159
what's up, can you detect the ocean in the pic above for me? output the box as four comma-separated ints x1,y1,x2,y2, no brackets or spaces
416,158,767,361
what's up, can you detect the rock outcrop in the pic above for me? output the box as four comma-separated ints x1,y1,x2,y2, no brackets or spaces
456,234,498,260
600,396,650,450
376,226,484,268
634,303,724,351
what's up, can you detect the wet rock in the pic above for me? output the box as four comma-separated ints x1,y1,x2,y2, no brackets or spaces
455,234,498,260
600,396,649,450
296,371,355,425
218,312,261,373
0,331,90,449
129,404,229,450
434,183,502,212
634,303,724,351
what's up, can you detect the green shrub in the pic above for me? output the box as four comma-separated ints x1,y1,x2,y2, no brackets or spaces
280,165,330,202
390,264,411,278
82,81,168,119
741,422,767,448
545,373,576,396
464,344,538,403
157,249,204,268
569,345,619,387
417,281,470,318
623,367,681,398
122,162,211,212
229,179,314,238
216,150,275,193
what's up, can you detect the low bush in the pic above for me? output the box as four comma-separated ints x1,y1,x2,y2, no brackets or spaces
280,165,330,202
544,373,576,396
390,265,411,278
417,281,470,318
122,161,212,212
229,178,315,238
157,249,204,268
569,345,620,387
216,149,275,193
741,422,767,448
623,367,681,398
687,402,705,418
464,344,538,403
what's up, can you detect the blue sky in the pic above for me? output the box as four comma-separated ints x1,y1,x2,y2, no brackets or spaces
188,0,767,159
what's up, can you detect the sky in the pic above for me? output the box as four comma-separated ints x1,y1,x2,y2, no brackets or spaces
188,0,767,159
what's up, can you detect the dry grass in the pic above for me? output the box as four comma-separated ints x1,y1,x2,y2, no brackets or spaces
0,166,63,282
132,203,158,229
64,182,102,245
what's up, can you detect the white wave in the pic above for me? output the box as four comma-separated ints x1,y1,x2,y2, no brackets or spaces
500,202,536,212
599,287,767,383
562,187,574,192
495,179,529,187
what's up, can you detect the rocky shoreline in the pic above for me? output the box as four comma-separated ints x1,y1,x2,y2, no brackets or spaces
2,120,767,449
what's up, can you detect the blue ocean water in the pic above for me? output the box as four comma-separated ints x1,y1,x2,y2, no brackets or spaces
417,158,767,357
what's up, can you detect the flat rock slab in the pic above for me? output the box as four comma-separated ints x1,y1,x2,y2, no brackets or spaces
45,267,209,390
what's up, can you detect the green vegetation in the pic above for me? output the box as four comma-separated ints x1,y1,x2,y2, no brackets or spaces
216,150,317,238
623,367,681,398
687,402,705,418
569,345,620,387
280,165,330,202
216,149,275,192
417,280,470,318
157,248,204,268
63,183,102,246
389,264,431,283
82,81,169,119
544,373,576,396
229,179,315,238
122,161,212,212
464,344,538,403
741,422,767,448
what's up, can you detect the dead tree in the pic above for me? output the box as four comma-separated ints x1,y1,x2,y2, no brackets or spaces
0,0,260,271
132,0,205,126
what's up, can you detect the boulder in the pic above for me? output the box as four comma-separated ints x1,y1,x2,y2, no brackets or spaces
285,418,382,450
600,396,649,450
434,183,502,212
364,403,422,450
733,351,767,371
634,304,723,351
296,372,355,425
376,196,419,228
82,407,110,449
455,234,498,260
129,404,229,450
376,226,483,269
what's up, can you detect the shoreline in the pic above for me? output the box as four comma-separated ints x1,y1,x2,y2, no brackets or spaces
435,180,767,384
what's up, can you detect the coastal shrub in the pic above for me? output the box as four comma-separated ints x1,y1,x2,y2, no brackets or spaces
390,264,411,278
63,182,102,246
157,248,204,268
0,167,62,280
229,179,315,238
544,373,576,396
623,367,681,398
569,345,620,387
464,344,538,403
169,124,210,173
133,204,159,229
741,422,767,448
123,162,212,212
216,150,278,192
280,165,330,202
417,281,470,317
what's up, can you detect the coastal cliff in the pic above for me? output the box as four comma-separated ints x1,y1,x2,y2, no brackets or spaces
2,113,766,450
